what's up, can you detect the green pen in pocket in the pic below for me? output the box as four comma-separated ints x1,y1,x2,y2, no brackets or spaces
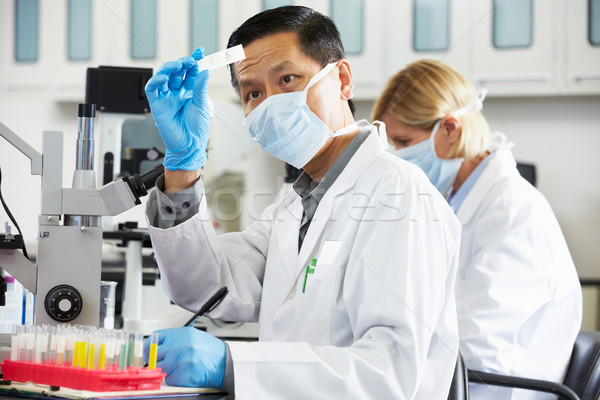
302,258,317,293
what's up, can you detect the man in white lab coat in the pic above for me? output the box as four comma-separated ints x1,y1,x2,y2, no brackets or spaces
143,6,462,399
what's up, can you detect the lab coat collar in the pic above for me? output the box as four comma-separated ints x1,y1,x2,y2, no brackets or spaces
456,132,518,224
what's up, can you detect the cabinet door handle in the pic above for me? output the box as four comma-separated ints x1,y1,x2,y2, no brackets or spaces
474,74,551,84
569,74,600,82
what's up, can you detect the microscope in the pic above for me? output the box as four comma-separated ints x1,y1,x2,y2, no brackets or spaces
0,104,162,327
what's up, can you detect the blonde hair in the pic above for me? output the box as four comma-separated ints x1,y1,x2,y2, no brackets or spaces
372,59,490,160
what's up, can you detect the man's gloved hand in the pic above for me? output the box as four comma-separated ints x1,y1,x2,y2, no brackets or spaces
143,327,226,388
145,47,210,171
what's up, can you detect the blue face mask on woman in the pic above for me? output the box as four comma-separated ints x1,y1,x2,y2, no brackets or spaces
245,62,355,169
393,120,463,197
392,89,487,197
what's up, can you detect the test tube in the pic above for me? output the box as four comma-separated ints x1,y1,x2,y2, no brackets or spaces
33,326,42,363
56,332,66,365
65,329,76,365
48,326,58,364
127,332,135,368
113,333,121,370
10,325,21,361
37,326,49,363
53,325,68,365
98,342,106,370
73,327,86,368
87,332,97,370
19,325,29,361
79,338,88,368
88,344,95,370
16,325,24,361
105,333,116,370
133,332,143,368
148,332,159,370
72,337,81,367
112,332,121,370
118,331,128,371
25,326,35,362
94,331,105,370
18,325,26,361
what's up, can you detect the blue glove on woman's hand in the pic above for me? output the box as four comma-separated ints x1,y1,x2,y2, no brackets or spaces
143,327,226,388
145,47,210,171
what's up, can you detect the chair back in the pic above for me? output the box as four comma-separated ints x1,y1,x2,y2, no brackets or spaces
516,162,537,187
563,331,600,400
448,352,469,400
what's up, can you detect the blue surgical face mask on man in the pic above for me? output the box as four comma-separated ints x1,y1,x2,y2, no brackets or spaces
392,89,487,197
244,62,356,169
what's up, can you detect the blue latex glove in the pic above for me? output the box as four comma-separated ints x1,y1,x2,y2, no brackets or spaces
143,327,226,388
145,47,210,171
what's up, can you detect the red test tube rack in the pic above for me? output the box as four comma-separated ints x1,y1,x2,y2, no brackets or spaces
1,360,165,391
2,324,164,392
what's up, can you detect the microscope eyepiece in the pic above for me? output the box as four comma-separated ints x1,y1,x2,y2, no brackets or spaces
122,164,164,204
78,103,96,118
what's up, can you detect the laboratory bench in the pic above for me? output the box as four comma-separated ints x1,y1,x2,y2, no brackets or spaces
0,383,228,400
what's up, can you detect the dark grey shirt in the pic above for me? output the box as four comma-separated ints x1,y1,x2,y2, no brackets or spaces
293,129,369,251
146,174,202,229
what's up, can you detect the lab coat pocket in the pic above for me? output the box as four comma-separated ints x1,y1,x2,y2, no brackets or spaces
312,263,339,281
302,261,339,294
299,262,339,344
278,241,345,343
313,240,343,282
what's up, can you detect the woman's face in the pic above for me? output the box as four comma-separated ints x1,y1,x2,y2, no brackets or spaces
379,115,430,150
379,114,456,159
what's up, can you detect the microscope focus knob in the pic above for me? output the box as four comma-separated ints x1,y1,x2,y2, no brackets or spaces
44,285,83,322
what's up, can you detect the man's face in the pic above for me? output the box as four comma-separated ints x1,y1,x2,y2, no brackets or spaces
233,31,342,129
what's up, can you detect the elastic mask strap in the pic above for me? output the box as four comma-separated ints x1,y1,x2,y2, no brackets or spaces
475,88,488,111
450,88,488,118
304,62,337,92
333,119,369,136
430,119,442,139
348,83,355,100
371,120,389,150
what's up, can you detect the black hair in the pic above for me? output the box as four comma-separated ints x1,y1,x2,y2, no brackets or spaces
227,5,355,114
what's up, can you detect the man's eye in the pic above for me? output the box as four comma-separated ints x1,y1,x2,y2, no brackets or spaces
249,90,260,100
282,75,294,85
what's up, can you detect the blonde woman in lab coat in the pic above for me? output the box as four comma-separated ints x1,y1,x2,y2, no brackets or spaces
372,59,582,399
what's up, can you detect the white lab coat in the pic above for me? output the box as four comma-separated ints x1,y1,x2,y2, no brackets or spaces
456,133,582,399
147,130,463,399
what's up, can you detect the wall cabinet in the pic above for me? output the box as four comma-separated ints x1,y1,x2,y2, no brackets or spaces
563,0,600,94
387,0,472,89
1,0,88,100
469,0,559,96
329,0,388,100
1,0,599,102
